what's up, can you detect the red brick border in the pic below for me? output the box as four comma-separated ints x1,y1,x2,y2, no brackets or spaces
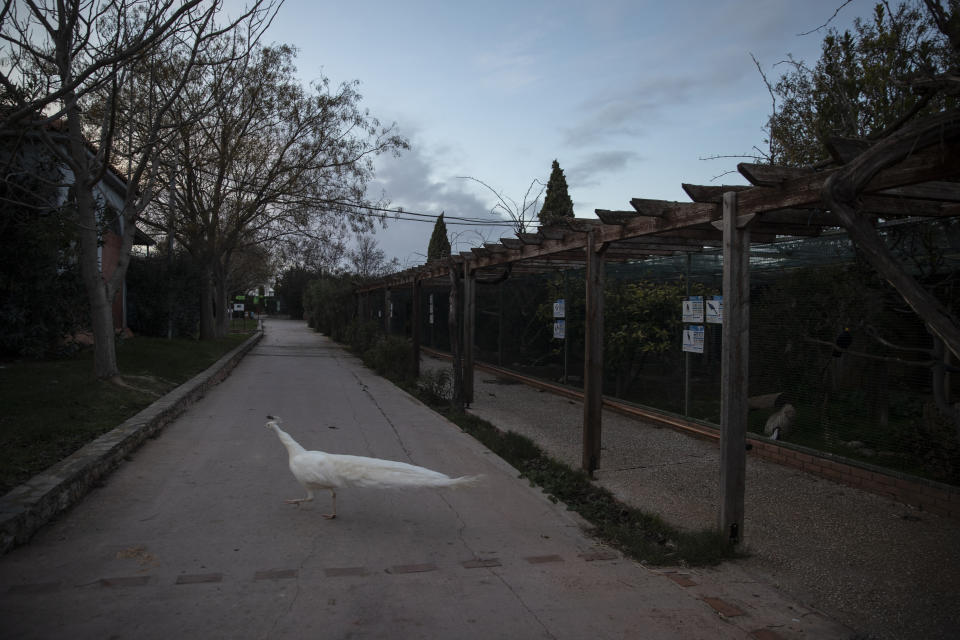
747,436,959,519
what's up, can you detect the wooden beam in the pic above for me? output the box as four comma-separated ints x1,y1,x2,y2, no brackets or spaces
877,181,960,202
630,198,677,216
738,163,813,186
825,136,870,164
539,227,568,241
682,183,752,203
859,195,960,217
718,190,750,546
595,209,639,224
736,140,960,214
582,229,605,477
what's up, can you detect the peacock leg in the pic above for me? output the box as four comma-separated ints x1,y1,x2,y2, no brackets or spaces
322,489,337,519
285,489,314,507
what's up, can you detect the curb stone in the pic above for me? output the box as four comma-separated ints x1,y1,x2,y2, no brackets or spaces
0,330,263,555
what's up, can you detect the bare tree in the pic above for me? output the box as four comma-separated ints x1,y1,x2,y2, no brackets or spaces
457,176,545,234
349,234,398,279
148,43,407,338
0,0,277,378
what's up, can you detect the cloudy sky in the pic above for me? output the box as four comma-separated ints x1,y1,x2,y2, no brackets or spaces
252,0,862,267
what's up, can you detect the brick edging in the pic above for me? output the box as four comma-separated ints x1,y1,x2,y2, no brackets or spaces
425,349,960,520
0,331,263,556
747,439,959,519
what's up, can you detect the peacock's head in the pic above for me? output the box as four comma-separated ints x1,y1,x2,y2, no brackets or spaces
265,415,282,430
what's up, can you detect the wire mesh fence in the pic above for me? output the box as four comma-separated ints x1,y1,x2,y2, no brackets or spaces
389,219,960,487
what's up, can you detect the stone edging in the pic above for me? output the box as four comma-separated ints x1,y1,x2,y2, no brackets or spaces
0,331,263,556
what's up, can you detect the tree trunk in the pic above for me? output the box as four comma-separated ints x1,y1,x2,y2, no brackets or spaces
67,102,120,379
199,266,217,340
214,272,229,338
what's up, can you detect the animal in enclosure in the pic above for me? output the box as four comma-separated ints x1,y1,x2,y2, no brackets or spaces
265,416,481,519
764,404,797,440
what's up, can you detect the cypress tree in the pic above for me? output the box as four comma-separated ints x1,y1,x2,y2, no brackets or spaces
538,160,574,226
427,212,451,260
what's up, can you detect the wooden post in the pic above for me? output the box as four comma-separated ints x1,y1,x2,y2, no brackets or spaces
463,266,476,406
412,278,422,378
718,191,751,545
448,265,464,412
683,253,691,416
497,282,504,366
582,230,606,476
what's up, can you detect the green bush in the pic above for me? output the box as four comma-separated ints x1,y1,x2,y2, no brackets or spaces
0,153,88,358
343,319,380,354
362,335,414,383
125,252,202,338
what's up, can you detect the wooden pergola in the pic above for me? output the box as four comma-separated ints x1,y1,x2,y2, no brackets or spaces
358,131,960,543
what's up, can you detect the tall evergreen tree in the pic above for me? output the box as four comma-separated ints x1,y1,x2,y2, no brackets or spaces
538,160,574,226
428,212,451,260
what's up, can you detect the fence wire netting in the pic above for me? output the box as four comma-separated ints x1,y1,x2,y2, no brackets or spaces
382,219,960,487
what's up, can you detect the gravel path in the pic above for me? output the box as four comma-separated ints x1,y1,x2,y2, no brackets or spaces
429,356,960,640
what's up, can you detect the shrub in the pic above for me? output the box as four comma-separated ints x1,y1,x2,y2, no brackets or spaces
362,335,414,383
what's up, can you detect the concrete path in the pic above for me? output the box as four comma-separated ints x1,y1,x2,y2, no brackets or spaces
0,319,845,639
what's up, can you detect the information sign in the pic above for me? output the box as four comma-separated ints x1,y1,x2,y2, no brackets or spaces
553,319,566,340
706,296,723,324
682,325,705,353
682,296,704,323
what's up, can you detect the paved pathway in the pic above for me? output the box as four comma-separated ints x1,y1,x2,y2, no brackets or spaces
0,319,851,639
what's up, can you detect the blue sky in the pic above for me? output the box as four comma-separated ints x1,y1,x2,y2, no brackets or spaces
252,0,863,266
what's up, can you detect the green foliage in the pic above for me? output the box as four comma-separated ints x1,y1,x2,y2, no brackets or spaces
0,144,88,358
538,273,699,394
302,274,355,339
538,160,574,226
427,213,451,260
362,335,414,383
342,318,381,354
275,266,319,320
767,2,957,166
125,251,202,337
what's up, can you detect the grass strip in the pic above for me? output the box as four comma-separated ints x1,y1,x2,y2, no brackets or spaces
440,407,740,566
0,334,250,494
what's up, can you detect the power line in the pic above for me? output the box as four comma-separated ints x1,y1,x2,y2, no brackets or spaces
325,199,521,228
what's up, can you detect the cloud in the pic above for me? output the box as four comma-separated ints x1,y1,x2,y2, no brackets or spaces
567,150,641,187
365,141,514,265
561,74,696,147
471,27,547,92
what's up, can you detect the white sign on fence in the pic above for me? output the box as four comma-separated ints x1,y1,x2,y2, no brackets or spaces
706,295,723,324
429,294,434,325
553,299,565,318
553,319,566,340
682,296,704,323
682,325,705,353
233,303,244,312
